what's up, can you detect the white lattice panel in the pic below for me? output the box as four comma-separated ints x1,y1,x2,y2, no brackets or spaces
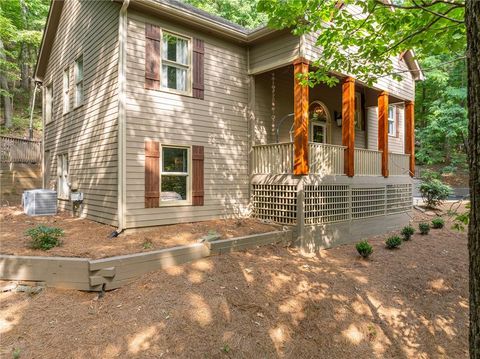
351,187,386,219
387,184,412,214
304,185,350,224
252,184,297,225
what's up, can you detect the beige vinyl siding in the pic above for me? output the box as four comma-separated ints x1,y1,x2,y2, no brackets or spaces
249,32,301,75
302,33,416,101
43,0,119,226
124,11,250,228
367,106,405,154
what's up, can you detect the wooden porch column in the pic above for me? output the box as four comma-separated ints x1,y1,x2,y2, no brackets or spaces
293,58,309,175
342,77,355,177
405,101,415,177
378,91,389,177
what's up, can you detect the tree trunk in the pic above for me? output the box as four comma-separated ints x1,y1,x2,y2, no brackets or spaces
0,38,13,128
20,44,30,91
465,1,480,358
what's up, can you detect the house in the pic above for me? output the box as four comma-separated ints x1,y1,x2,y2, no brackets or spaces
34,0,423,251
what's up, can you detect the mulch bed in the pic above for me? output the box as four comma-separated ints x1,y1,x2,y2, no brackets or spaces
0,206,282,259
0,203,469,358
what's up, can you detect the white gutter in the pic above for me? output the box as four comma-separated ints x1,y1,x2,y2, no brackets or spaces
117,0,130,234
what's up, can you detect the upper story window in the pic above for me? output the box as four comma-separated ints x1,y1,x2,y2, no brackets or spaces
388,105,396,136
161,32,190,93
63,68,70,114
74,56,84,107
44,84,53,124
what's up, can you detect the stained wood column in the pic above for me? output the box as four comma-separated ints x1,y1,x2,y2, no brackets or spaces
293,59,309,175
342,77,355,177
378,91,389,177
405,101,415,177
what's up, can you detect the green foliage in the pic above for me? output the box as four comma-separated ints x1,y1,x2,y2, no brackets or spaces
431,217,445,229
451,203,470,231
419,178,452,208
12,348,21,359
355,240,373,258
401,226,415,241
419,222,431,235
385,236,402,249
142,238,153,249
182,0,265,29
25,225,64,250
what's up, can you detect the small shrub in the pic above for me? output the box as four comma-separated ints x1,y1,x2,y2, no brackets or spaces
401,226,415,240
419,222,431,235
431,217,445,229
25,225,64,250
142,239,153,249
385,236,402,249
419,178,452,208
356,240,373,258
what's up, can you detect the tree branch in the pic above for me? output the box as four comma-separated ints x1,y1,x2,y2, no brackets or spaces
375,0,465,10
411,0,464,23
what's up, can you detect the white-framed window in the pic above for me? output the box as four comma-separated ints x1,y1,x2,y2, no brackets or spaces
160,145,191,204
63,67,70,114
388,105,396,136
161,31,191,94
57,153,69,199
74,56,84,107
44,83,53,124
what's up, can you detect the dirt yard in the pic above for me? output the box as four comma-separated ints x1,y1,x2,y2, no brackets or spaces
0,203,469,358
0,206,281,258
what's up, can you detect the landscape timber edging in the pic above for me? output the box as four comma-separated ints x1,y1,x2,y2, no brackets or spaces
0,230,292,291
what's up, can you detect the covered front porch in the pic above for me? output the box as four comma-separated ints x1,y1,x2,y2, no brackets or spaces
250,61,415,178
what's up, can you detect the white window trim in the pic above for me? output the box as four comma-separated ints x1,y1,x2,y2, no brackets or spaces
388,105,396,137
159,29,193,97
74,55,84,108
310,122,327,144
63,67,70,114
57,153,69,200
44,83,53,124
159,144,192,207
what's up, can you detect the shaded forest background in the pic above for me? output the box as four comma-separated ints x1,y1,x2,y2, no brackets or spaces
0,0,468,175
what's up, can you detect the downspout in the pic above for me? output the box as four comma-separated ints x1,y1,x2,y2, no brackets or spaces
116,0,130,236
28,83,39,140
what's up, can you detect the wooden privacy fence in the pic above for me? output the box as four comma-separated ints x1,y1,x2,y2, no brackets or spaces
309,143,345,175
0,136,41,164
389,153,410,176
355,148,382,176
252,142,294,174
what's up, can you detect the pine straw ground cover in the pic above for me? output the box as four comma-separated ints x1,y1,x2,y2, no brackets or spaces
0,206,281,259
0,204,469,358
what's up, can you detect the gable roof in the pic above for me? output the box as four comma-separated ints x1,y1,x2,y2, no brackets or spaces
34,0,423,82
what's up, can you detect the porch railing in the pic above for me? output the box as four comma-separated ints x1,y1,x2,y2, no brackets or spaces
252,142,294,174
309,143,345,175
0,136,41,164
389,153,411,176
354,148,382,176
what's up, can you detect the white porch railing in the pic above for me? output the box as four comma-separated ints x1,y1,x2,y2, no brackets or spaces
252,142,294,174
354,148,382,176
389,153,411,176
309,143,345,175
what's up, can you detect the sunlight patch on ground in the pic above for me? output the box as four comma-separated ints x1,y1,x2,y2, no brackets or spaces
428,278,450,292
128,326,159,354
268,324,290,355
187,271,204,284
190,259,212,271
342,324,364,344
0,293,28,335
188,293,212,326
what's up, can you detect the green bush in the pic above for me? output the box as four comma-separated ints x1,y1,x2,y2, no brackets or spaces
356,240,373,258
385,236,402,249
431,217,445,229
419,222,431,235
401,226,415,240
26,225,64,250
419,178,452,208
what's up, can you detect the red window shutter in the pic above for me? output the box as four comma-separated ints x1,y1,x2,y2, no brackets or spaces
145,141,160,208
145,24,160,90
192,38,204,99
192,145,204,206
